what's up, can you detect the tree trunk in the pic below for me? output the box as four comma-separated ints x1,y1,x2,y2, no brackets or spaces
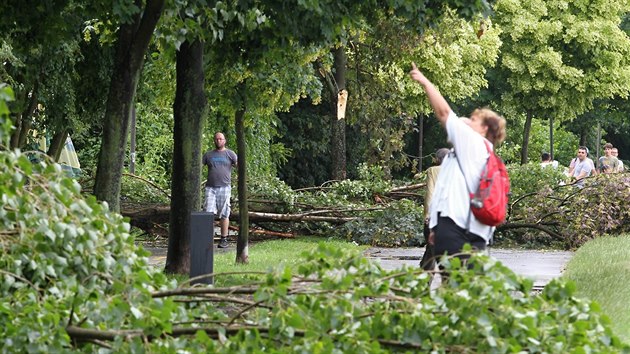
383,114,392,179
9,112,22,149
165,39,206,275
129,106,137,174
521,111,533,165
47,129,68,161
595,122,601,167
235,90,249,264
15,114,32,149
10,84,38,149
549,116,554,160
417,113,424,172
93,0,164,212
330,46,347,180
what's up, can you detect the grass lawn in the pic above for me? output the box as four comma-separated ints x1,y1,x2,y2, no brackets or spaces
211,236,368,284
562,234,630,343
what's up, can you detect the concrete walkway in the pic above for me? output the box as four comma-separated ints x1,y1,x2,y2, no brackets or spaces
146,245,573,288
365,247,573,288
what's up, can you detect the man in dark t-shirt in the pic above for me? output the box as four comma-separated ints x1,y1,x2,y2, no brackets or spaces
202,132,237,248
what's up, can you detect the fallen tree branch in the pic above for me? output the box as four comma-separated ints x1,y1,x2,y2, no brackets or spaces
122,173,171,199
244,211,357,223
388,183,426,192
121,206,361,228
497,222,564,240
228,225,294,238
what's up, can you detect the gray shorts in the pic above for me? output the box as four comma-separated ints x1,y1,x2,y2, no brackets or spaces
204,186,231,219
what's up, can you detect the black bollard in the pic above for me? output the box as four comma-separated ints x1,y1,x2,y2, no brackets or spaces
189,211,214,285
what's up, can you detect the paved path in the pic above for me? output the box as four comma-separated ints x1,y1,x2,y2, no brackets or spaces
365,247,573,288
146,246,573,288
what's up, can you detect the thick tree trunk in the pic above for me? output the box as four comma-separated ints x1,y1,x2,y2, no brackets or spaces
330,46,347,180
235,94,249,264
521,111,533,165
165,39,206,275
47,130,68,161
93,0,164,212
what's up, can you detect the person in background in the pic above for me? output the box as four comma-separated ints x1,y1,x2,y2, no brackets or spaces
202,132,238,248
540,152,558,169
409,63,507,261
598,143,619,174
420,148,450,271
568,147,596,177
611,147,625,172
571,146,594,187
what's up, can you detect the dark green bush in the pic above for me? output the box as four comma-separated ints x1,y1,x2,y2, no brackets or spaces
341,199,424,247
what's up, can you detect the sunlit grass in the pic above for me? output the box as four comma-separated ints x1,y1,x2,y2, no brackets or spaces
562,234,630,344
211,236,368,285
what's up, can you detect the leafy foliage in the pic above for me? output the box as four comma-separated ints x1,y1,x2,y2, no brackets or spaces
499,171,630,249
125,246,630,351
340,9,502,177
247,174,298,212
276,99,331,188
499,114,580,166
493,0,630,121
0,119,627,351
507,162,569,198
0,147,175,351
342,199,424,247
0,83,14,145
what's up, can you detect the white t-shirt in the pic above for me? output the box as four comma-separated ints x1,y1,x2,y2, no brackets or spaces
428,111,494,242
572,157,593,187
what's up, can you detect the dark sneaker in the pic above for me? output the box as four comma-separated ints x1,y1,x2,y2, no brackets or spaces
218,237,229,248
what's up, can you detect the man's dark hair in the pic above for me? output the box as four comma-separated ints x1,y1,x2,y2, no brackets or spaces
579,146,588,155
541,152,551,161
435,148,450,165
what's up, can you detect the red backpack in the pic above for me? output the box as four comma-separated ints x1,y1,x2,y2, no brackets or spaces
456,140,510,226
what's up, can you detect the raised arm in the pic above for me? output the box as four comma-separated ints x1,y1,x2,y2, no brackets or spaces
409,62,451,126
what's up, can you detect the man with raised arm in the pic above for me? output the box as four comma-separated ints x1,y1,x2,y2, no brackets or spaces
409,63,507,260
